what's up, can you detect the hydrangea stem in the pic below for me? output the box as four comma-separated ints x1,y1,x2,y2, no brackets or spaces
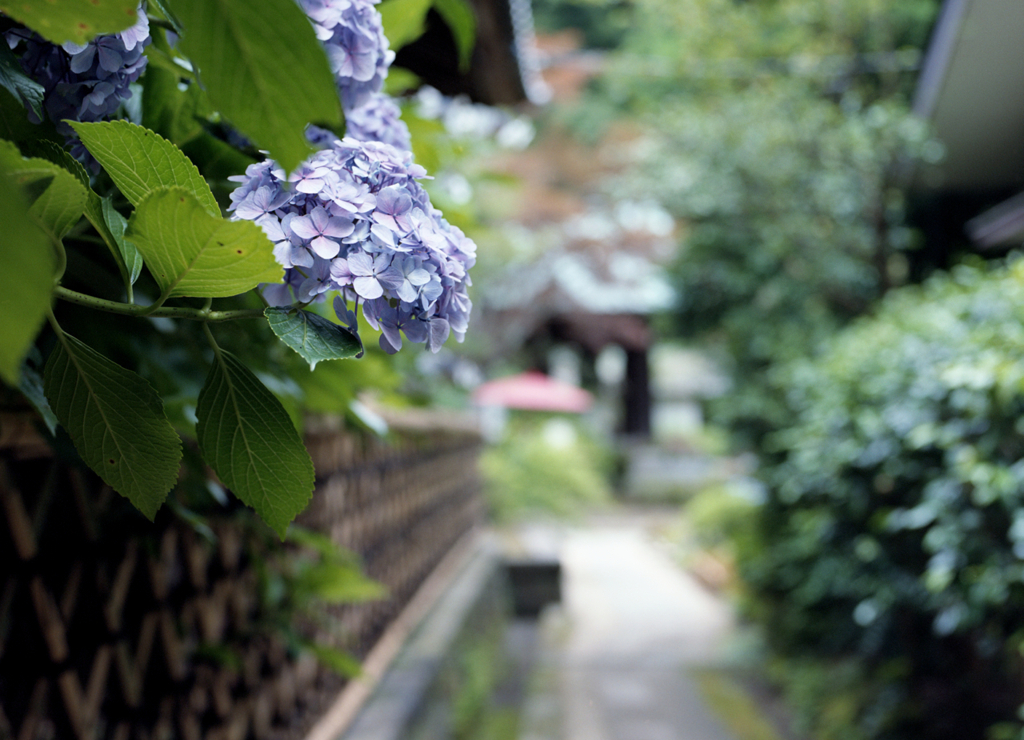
136,285,174,317
45,307,66,339
202,322,223,362
54,286,265,322
51,235,67,286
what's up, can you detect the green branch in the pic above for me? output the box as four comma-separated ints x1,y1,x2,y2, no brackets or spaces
54,286,266,322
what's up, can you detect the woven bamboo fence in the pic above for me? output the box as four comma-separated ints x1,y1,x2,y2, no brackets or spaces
0,410,484,740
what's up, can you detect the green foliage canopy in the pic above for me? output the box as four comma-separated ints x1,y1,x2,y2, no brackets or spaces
577,0,940,444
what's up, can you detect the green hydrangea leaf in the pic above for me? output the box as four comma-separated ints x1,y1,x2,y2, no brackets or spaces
0,88,43,143
265,307,363,370
140,59,204,145
196,349,315,538
19,139,143,293
303,642,363,678
0,43,44,121
383,67,421,96
379,0,433,51
166,0,343,175
0,139,88,240
0,169,52,386
433,0,476,72
18,358,58,435
21,139,90,188
0,0,140,46
43,332,182,519
294,562,386,603
147,0,184,35
101,197,144,286
70,120,220,216
125,186,281,298
181,132,258,183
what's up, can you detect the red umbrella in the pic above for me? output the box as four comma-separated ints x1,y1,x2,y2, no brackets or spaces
472,371,593,413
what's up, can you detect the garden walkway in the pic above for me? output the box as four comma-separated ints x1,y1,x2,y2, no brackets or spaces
514,509,743,740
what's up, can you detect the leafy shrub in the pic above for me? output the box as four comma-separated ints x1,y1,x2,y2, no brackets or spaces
0,0,477,538
257,526,386,676
687,481,759,550
764,655,909,740
480,417,612,522
741,258,1024,738
594,0,940,450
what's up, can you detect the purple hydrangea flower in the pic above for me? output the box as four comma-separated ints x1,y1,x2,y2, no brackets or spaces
344,92,411,150
298,0,393,111
229,136,474,354
363,298,452,354
372,184,417,234
297,0,414,154
297,259,335,302
290,205,354,258
5,7,150,165
305,124,339,150
347,251,401,299
234,185,292,221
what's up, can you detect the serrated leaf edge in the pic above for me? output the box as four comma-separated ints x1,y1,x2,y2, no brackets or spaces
196,351,314,538
264,307,363,370
70,120,220,216
44,335,181,519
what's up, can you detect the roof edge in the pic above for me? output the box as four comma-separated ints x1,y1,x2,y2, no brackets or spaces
912,0,970,120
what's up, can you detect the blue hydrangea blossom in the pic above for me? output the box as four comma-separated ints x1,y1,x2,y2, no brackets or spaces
298,0,410,151
229,137,474,354
298,0,393,112
343,92,411,151
5,7,150,162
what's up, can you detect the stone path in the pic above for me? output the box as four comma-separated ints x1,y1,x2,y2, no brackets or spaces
516,512,740,740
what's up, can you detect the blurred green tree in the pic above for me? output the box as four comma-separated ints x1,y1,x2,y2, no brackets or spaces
532,0,634,49
573,0,940,445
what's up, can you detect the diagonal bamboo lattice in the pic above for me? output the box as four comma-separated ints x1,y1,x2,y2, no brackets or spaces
0,412,483,740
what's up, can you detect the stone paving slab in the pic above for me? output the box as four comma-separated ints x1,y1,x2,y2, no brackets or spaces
518,514,739,740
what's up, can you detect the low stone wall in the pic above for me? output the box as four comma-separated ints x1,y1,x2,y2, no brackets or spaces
0,411,483,740
339,542,510,740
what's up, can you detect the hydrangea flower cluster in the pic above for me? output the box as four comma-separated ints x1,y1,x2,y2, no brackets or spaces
306,92,409,152
343,91,411,151
231,0,471,353
5,8,149,161
298,0,393,112
297,0,411,151
229,137,474,354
